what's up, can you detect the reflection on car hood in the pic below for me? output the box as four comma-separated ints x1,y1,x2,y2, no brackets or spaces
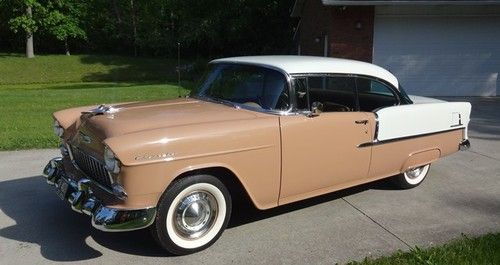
80,97,260,139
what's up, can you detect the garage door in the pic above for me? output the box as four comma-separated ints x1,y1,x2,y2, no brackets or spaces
373,6,500,96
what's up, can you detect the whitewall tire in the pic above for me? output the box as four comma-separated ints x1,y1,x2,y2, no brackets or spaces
151,175,232,255
391,164,431,189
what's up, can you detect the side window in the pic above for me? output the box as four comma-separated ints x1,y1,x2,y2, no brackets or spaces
356,78,398,111
308,76,357,112
293,78,309,110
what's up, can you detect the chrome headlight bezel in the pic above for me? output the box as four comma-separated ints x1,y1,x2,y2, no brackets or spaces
104,146,121,174
53,120,64,138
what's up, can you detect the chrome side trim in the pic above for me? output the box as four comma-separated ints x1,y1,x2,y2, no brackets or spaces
357,127,464,148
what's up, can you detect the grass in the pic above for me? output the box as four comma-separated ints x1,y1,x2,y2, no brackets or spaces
347,233,500,265
0,53,197,150
0,53,186,84
0,82,190,150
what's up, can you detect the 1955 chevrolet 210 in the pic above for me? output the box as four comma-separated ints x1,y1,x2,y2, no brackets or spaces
43,56,471,255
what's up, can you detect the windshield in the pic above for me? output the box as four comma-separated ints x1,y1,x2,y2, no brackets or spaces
195,64,290,111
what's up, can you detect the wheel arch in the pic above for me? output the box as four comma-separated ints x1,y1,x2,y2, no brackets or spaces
167,165,258,209
401,148,441,172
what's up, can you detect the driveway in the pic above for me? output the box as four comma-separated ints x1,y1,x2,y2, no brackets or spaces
0,97,499,265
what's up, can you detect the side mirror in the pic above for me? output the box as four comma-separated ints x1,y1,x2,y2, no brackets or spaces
308,102,323,117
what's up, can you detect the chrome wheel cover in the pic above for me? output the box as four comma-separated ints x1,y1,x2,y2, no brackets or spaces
405,166,424,179
173,191,218,240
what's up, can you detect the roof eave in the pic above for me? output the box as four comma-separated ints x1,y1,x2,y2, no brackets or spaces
321,0,500,6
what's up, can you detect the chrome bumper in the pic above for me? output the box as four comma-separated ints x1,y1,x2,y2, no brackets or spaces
43,157,156,232
459,139,471,151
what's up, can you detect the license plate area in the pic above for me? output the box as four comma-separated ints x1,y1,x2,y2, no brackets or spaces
55,178,69,200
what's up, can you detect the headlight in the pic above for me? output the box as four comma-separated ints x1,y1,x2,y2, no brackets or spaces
104,146,121,174
53,120,64,138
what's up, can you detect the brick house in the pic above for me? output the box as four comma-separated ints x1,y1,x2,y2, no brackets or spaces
291,0,500,96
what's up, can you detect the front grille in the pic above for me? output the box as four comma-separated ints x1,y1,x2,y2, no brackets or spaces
70,146,112,188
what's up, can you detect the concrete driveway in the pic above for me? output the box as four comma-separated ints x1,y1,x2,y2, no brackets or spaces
0,97,499,265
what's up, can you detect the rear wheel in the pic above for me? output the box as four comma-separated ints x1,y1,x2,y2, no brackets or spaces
151,174,232,255
391,164,431,189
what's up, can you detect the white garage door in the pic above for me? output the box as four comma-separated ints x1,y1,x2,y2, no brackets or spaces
373,6,500,96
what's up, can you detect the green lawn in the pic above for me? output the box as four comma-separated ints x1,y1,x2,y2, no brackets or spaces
0,53,196,150
347,233,500,265
0,82,189,150
0,53,188,84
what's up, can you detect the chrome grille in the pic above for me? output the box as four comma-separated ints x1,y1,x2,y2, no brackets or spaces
70,146,112,188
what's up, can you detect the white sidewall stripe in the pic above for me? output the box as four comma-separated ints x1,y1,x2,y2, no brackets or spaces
166,183,226,249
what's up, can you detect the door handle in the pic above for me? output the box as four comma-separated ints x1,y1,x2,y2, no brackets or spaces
355,120,368,125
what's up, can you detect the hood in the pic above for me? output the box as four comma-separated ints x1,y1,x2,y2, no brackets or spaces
79,98,260,140
409,95,446,104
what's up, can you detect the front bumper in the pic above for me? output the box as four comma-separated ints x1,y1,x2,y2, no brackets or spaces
43,157,156,232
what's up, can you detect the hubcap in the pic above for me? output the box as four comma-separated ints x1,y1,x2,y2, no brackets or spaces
174,191,218,240
406,166,424,179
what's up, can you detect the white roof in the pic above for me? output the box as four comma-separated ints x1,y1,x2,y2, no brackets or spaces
211,55,399,89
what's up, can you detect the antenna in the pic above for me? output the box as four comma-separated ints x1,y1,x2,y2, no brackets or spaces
177,42,181,98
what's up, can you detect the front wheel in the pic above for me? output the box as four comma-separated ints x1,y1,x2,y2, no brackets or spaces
391,164,431,189
151,174,232,255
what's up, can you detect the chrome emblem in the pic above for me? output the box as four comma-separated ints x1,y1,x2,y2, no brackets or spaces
79,132,92,144
135,153,174,161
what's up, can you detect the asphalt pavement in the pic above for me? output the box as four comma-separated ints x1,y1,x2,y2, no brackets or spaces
0,97,499,264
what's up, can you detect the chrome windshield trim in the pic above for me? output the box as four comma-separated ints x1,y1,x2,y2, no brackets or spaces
193,95,297,116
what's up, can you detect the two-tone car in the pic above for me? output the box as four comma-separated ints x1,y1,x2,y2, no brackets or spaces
43,56,471,255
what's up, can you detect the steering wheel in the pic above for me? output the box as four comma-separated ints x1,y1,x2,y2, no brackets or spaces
323,102,351,112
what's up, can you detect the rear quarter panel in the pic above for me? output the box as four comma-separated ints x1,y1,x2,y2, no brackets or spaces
375,102,471,141
367,102,470,180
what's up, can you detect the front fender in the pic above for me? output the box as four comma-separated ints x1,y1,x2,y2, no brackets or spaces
104,116,282,210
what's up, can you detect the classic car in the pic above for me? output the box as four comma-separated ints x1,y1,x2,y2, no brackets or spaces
43,56,471,255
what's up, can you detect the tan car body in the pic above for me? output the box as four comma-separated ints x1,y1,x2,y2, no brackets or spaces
54,97,464,211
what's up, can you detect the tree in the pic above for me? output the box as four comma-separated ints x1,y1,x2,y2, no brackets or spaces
2,0,296,57
8,0,39,58
42,0,86,55
8,0,86,56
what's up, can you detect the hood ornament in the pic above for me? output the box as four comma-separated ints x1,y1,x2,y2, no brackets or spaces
79,131,92,144
82,104,120,116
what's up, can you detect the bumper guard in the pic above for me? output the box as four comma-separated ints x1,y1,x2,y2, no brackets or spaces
459,139,471,151
43,157,156,232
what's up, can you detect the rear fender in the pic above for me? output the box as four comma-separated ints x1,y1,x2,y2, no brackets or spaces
375,102,471,141
401,149,441,172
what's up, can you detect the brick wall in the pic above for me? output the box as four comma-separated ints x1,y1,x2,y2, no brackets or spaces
297,0,374,62
297,0,333,57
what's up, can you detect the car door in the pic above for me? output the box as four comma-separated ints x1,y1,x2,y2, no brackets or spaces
278,75,374,205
